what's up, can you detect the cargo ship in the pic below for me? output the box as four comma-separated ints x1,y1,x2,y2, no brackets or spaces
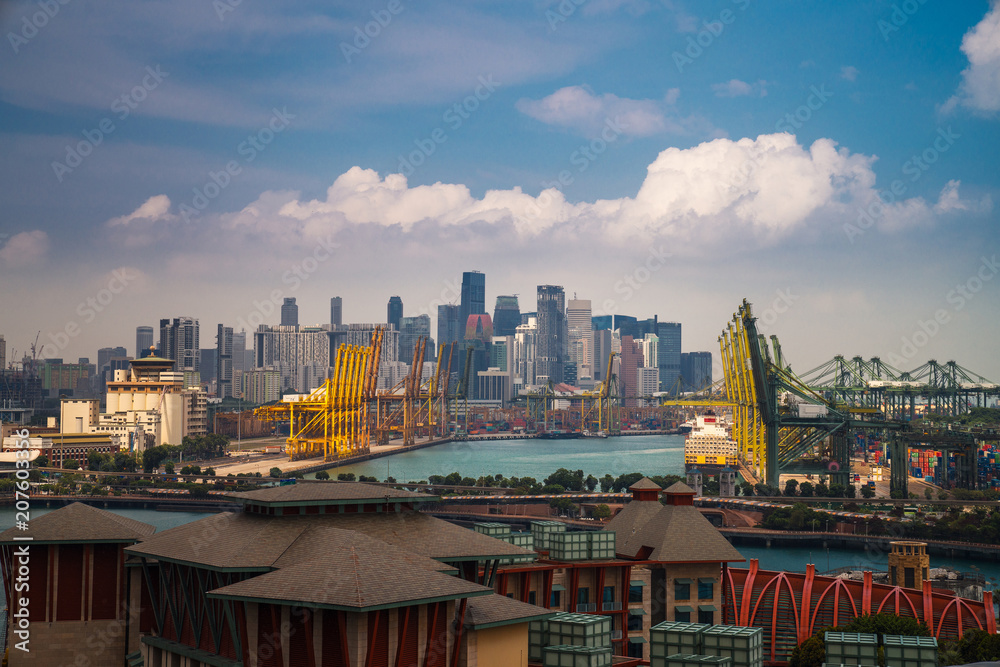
683,412,738,474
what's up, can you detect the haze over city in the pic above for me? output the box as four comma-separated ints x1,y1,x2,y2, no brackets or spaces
1,1,998,380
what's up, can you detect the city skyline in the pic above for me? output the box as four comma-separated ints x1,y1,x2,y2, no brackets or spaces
0,2,997,382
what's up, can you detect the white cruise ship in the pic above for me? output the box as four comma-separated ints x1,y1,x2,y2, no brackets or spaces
683,412,738,473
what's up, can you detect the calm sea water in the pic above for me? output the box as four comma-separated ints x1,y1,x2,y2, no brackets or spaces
308,434,687,482
4,433,1000,584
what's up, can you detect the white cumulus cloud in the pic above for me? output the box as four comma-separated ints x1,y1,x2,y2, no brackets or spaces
515,85,714,137
711,79,767,98
0,230,49,268
106,194,172,227
944,4,1000,114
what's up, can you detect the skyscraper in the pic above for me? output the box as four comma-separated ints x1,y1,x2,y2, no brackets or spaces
492,296,521,336
681,351,713,392
458,271,486,331
592,329,613,382
619,335,644,406
97,346,128,373
233,331,248,372
399,315,433,364
330,297,342,326
135,326,154,358
217,324,234,398
566,299,593,380
536,285,566,384
281,298,299,327
657,322,682,394
387,296,403,332
159,317,200,372
437,304,461,350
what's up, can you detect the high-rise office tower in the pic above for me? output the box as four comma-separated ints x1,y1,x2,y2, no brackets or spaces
399,315,433,364
387,296,403,332
492,296,521,337
97,346,128,373
566,299,593,378
657,322,682,394
592,329,613,382
330,297,343,326
536,285,566,384
281,298,299,327
619,335,644,406
514,316,537,386
0,335,5,371
232,331,247,372
135,326,154,358
681,351,713,392
437,304,461,350
159,317,200,371
217,324,234,398
458,271,486,331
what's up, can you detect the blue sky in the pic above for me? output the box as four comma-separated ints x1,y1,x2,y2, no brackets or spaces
1,0,998,382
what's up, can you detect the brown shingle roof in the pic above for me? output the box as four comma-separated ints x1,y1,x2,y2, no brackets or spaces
230,481,432,504
603,496,663,543
629,477,662,491
323,512,534,561
464,595,555,629
126,509,532,569
618,504,744,563
207,544,491,611
663,481,696,494
0,502,155,544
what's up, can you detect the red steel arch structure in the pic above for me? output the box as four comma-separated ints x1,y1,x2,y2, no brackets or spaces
724,560,996,664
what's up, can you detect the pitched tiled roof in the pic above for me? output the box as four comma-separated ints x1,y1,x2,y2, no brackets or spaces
229,481,432,504
618,504,744,563
629,477,662,491
603,496,663,545
325,512,534,561
126,509,532,569
0,502,155,544
464,595,555,630
663,481,696,494
207,544,491,610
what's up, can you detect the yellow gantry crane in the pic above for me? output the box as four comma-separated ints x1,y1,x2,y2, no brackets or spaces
255,328,383,461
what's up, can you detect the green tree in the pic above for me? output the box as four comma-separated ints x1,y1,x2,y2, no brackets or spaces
338,472,356,481
542,484,566,494
63,459,80,470
861,484,875,499
952,628,1000,663
799,481,814,497
611,472,645,492
269,467,282,478
843,613,929,636
592,504,612,519
35,455,49,468
600,474,615,492
545,468,584,491
163,460,175,474
789,634,825,667
585,474,599,492
204,467,216,476
315,470,330,480
87,450,108,471
784,479,799,496
549,497,577,517
815,481,829,497
113,452,138,473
